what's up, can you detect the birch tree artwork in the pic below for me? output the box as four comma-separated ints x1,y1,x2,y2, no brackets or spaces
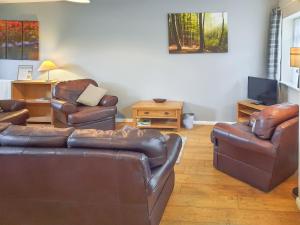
168,12,228,54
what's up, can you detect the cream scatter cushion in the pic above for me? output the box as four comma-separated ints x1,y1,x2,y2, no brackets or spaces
77,84,107,107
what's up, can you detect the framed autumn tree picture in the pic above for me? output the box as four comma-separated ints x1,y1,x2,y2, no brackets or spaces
0,20,39,60
168,12,228,54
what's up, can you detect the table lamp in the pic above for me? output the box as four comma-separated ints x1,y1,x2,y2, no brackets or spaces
290,47,300,199
38,60,57,81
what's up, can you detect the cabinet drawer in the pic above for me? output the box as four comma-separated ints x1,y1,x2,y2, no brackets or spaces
137,110,176,118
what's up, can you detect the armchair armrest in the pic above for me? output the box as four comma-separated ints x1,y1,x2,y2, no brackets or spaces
51,99,78,114
0,100,26,112
212,123,275,156
99,95,118,107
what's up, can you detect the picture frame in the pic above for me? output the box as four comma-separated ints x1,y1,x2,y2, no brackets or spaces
168,12,228,54
17,65,33,80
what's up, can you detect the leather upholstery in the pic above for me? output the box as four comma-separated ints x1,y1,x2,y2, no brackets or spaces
68,106,117,125
0,124,182,225
52,79,118,130
211,104,299,192
0,126,75,147
253,103,298,139
0,100,29,125
0,100,26,112
51,99,78,114
68,126,168,168
53,79,98,105
99,95,118,107
0,123,10,132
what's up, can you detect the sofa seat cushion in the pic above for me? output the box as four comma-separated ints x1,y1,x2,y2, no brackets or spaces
68,126,168,168
0,125,75,147
0,109,29,124
68,106,116,125
253,103,298,140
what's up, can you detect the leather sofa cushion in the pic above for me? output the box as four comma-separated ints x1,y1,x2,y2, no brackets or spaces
253,103,299,140
68,106,117,125
0,125,75,147
0,109,29,125
68,126,168,168
0,123,11,132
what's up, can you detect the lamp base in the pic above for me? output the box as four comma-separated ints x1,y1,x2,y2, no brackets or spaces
292,187,298,198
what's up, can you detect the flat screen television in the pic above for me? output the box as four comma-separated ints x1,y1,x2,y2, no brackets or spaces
248,76,278,106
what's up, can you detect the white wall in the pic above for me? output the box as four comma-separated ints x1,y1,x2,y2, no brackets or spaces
0,0,278,121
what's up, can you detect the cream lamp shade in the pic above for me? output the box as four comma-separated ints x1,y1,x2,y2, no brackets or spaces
290,47,300,68
38,60,57,81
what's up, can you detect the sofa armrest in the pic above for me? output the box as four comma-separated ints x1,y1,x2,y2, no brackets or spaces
51,99,78,114
99,95,118,107
212,123,275,156
0,100,26,112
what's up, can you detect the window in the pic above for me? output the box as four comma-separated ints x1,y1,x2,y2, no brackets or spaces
291,17,300,86
281,14,300,89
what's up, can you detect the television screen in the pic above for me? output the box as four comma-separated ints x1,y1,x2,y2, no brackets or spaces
248,76,278,105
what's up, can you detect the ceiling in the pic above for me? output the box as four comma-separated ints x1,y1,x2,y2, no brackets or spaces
0,0,90,3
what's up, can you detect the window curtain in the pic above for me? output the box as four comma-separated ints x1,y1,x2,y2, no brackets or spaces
267,7,282,80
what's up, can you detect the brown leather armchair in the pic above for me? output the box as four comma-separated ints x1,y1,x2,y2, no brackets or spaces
0,100,29,125
211,103,299,192
51,79,118,130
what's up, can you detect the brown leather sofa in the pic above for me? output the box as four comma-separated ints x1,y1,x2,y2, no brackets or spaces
0,100,29,125
51,79,118,130
211,103,299,192
0,124,182,225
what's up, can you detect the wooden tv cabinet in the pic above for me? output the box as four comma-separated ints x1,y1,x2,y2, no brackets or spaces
237,100,268,123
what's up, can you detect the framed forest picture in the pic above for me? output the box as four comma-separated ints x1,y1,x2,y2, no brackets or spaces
168,12,228,54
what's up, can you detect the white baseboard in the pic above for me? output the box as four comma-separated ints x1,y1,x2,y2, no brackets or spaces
193,121,235,125
116,118,134,123
297,197,300,210
116,118,234,125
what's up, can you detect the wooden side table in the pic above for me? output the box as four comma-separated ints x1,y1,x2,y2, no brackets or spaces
237,100,268,123
132,100,183,130
11,80,57,124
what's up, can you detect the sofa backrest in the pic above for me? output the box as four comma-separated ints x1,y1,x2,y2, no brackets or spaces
0,125,74,148
0,125,168,168
68,127,168,168
0,146,152,225
252,103,299,140
52,79,98,105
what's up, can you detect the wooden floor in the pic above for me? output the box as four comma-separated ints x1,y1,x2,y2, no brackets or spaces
153,125,300,225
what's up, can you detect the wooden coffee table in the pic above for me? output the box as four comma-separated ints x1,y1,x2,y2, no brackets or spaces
132,100,183,130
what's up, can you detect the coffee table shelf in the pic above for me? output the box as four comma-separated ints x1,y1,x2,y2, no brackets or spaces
132,100,183,130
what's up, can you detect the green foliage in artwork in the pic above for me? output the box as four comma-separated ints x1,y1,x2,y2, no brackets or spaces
168,12,228,54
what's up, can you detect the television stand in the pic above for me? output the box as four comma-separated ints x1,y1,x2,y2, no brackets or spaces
251,100,264,105
237,100,268,123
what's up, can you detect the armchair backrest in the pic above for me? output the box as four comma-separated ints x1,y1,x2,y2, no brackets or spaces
252,103,299,140
52,79,98,105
